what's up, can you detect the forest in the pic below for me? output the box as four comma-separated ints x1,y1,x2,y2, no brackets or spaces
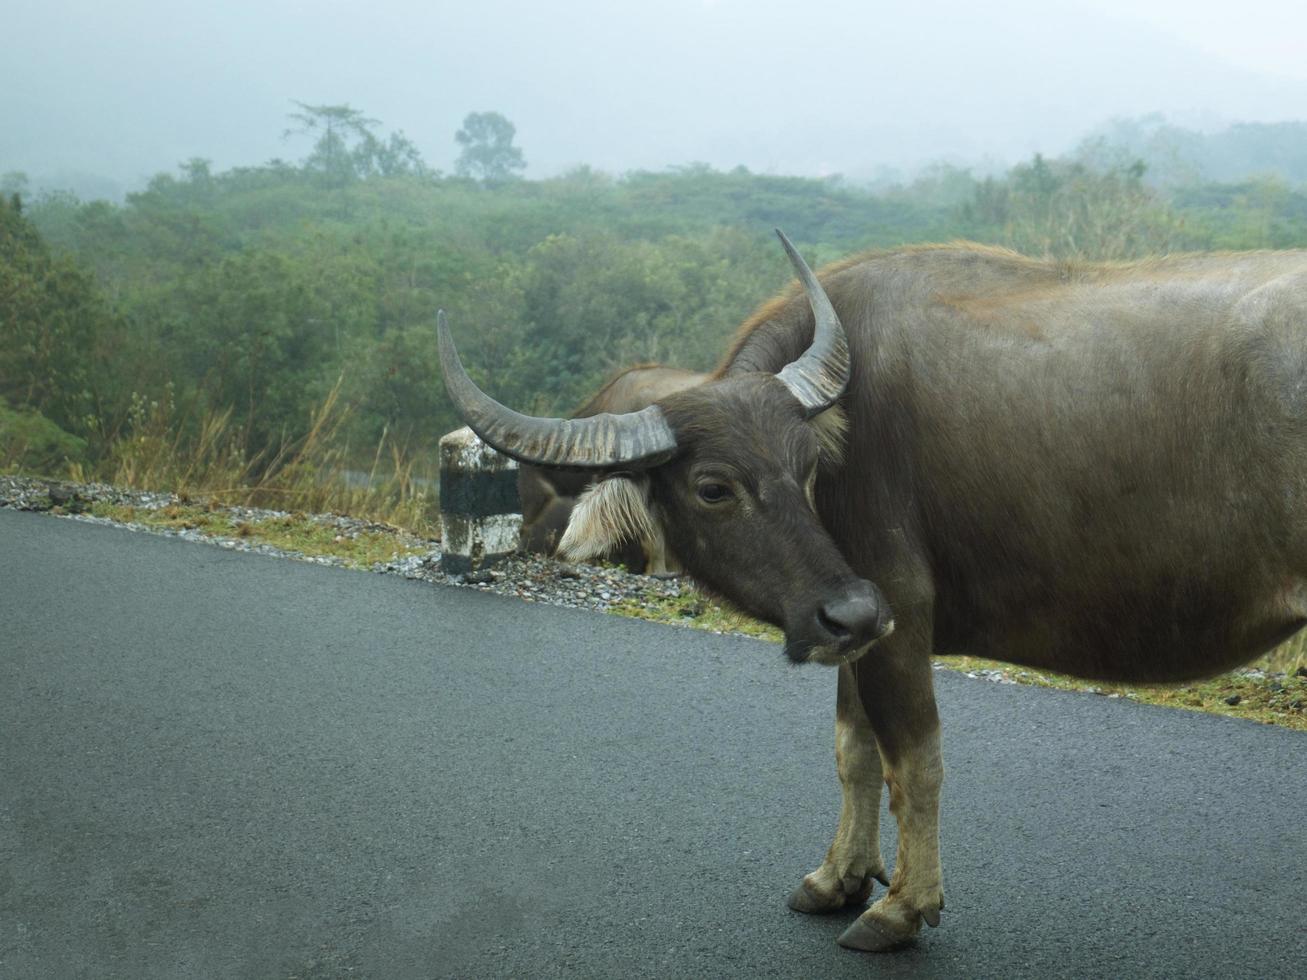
6,108,1307,512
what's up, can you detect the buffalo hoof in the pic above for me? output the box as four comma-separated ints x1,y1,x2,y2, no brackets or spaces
787,868,886,914
788,880,861,914
837,903,928,953
837,915,915,953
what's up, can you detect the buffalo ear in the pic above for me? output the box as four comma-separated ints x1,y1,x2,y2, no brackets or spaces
559,474,658,563
812,405,848,468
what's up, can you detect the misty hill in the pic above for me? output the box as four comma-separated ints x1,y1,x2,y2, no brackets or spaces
1084,116,1307,186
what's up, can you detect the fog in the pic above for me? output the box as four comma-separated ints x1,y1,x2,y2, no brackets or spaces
5,0,1307,195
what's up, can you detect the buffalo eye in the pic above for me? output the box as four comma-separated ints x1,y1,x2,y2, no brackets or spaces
697,482,734,505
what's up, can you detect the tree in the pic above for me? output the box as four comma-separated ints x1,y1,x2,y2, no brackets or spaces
455,111,526,182
0,193,116,440
987,155,1181,261
365,131,431,179
284,102,380,185
285,102,429,183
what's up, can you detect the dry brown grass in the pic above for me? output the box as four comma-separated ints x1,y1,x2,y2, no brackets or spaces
70,379,438,535
1267,630,1307,674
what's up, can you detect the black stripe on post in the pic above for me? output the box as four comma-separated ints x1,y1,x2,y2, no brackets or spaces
438,427,522,575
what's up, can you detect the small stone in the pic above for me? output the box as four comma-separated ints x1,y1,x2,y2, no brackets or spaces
23,494,54,512
558,565,581,579
1223,694,1242,706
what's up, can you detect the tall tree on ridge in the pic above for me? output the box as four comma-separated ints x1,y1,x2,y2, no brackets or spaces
455,111,526,183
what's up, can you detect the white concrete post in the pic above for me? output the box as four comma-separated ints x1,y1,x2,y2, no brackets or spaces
438,427,521,575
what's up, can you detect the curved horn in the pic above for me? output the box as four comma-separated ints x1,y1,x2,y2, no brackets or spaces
437,312,679,469
774,230,851,416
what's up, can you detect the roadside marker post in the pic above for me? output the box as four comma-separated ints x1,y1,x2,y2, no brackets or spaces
437,427,521,576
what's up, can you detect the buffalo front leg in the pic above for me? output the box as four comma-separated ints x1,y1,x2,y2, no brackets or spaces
788,663,889,914
837,629,945,952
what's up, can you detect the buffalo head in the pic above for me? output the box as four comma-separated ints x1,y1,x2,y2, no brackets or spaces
438,232,893,665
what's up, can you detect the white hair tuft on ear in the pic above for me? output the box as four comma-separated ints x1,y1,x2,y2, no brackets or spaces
558,476,658,562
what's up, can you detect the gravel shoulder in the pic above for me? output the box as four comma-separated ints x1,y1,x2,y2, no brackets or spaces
0,474,686,620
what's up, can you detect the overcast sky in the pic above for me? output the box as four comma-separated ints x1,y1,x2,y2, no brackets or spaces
4,0,1307,193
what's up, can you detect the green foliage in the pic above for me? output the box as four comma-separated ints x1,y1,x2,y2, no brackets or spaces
507,228,776,411
0,193,119,441
615,164,951,247
960,154,1183,260
11,108,1307,493
0,399,87,473
1169,177,1307,249
454,111,526,183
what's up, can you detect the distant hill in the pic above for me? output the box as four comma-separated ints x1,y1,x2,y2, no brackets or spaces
1081,116,1307,186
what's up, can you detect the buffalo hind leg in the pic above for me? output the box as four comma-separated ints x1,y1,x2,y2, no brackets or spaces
837,626,945,952
788,662,890,914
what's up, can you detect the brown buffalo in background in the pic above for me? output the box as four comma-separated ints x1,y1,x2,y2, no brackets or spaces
516,365,706,572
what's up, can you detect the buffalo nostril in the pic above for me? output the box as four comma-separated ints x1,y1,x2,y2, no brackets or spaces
818,597,879,642
817,605,852,639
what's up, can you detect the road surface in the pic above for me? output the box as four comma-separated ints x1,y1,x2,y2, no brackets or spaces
1,508,1303,978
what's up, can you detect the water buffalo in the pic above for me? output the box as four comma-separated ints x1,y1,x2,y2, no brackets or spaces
437,232,1307,952
518,364,706,571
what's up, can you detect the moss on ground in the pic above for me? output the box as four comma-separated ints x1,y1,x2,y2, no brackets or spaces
611,591,783,642
89,501,427,569
940,655,1307,731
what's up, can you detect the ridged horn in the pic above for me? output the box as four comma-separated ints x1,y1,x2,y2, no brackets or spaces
774,230,851,416
437,311,679,469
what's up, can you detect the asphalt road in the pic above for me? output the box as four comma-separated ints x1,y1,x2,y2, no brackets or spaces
1,508,1304,979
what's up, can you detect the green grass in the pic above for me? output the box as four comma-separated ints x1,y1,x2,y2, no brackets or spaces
611,591,783,642
88,501,429,569
941,655,1307,731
